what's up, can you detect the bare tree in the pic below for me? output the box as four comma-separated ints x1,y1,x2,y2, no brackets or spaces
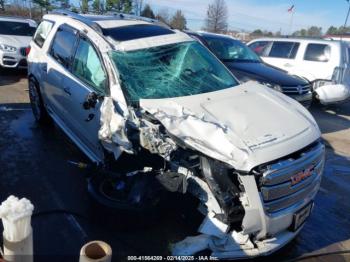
140,4,155,19
0,0,5,11
133,0,143,16
203,0,228,33
156,8,170,25
170,10,187,30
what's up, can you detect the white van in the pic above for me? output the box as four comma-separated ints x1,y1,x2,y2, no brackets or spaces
248,38,350,104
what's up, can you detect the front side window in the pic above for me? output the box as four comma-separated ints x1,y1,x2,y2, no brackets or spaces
33,20,53,47
204,36,261,62
248,41,270,56
304,44,330,62
0,21,36,36
50,27,77,68
268,41,300,59
110,41,238,102
72,38,107,93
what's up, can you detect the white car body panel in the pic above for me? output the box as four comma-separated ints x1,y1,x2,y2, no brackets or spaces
140,82,320,171
248,38,350,104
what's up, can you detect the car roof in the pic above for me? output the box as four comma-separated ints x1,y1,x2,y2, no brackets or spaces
249,37,342,46
0,16,36,25
45,11,193,51
188,30,237,40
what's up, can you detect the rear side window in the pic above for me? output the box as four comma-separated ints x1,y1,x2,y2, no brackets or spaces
50,27,77,68
33,20,53,47
0,21,36,36
304,44,330,62
72,37,107,93
249,41,270,56
268,41,300,59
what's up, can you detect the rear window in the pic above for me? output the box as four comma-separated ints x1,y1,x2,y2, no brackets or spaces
50,27,77,68
249,41,270,56
268,41,300,59
33,20,54,47
0,21,36,36
304,44,330,62
102,24,174,41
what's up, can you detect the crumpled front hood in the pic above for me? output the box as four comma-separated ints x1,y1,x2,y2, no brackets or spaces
0,35,32,49
140,81,320,171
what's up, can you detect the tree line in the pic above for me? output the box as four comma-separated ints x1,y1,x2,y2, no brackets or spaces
0,0,228,32
0,0,188,30
2,0,348,37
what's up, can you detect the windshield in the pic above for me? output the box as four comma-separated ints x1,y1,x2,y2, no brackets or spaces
0,21,36,36
204,36,261,63
109,41,238,102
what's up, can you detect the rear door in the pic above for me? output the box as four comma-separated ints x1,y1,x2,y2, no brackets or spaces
60,34,107,162
262,41,300,71
299,43,333,81
44,24,78,122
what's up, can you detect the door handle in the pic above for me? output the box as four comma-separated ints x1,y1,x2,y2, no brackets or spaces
284,63,293,67
85,113,95,122
63,87,71,96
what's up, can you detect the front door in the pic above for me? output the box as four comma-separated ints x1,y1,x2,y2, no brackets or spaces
61,35,108,162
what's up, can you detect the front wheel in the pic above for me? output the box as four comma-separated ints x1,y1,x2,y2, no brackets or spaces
28,78,51,123
87,172,163,229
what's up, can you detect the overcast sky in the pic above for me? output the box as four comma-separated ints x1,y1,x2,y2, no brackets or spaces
143,0,349,34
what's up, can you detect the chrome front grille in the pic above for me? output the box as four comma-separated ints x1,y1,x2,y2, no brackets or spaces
260,141,325,213
282,84,311,95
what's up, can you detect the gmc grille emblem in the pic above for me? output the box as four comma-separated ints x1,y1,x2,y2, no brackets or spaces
291,165,314,185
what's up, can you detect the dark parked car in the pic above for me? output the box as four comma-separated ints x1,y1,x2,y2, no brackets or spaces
186,31,313,107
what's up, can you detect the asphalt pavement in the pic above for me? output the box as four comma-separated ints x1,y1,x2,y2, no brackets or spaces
1,68,350,261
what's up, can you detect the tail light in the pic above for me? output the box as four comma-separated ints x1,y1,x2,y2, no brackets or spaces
25,46,31,56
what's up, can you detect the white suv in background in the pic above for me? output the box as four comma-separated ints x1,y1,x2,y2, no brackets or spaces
0,16,37,69
248,38,350,104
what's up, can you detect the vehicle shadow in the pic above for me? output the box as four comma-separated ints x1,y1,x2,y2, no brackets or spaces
0,68,27,86
310,101,350,134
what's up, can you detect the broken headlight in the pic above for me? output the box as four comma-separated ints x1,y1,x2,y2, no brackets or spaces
200,157,244,224
258,81,282,92
0,44,17,52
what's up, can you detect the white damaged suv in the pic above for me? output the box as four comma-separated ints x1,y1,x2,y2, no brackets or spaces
28,11,325,259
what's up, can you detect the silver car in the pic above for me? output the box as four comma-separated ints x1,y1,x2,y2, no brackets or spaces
28,11,324,259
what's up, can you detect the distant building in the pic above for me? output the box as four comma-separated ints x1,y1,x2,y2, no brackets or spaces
225,31,252,42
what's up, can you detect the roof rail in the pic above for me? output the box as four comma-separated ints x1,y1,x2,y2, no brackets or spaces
50,10,103,33
104,11,170,28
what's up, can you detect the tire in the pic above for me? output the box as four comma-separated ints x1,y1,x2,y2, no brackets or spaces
87,173,163,230
28,78,51,124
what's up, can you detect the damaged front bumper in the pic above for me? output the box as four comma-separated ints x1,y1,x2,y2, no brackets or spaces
172,141,325,259
173,226,303,260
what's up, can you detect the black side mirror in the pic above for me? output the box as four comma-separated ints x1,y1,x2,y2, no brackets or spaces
83,92,99,110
